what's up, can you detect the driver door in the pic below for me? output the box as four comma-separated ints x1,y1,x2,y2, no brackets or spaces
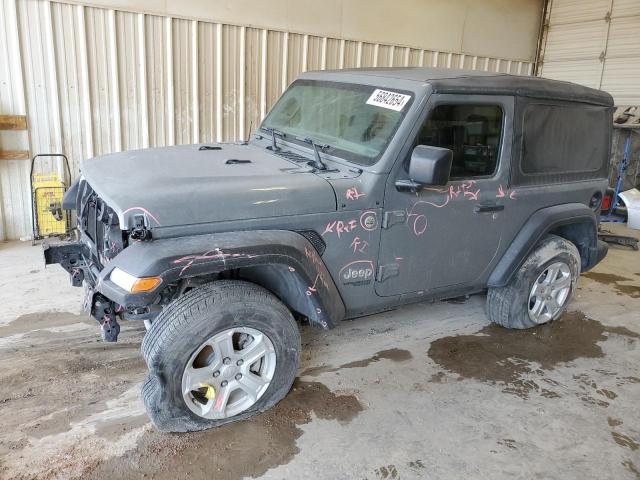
375,94,514,297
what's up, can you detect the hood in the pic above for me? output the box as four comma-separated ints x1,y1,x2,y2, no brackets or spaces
80,143,337,229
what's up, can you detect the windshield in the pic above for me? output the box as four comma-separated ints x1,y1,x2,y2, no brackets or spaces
261,80,412,166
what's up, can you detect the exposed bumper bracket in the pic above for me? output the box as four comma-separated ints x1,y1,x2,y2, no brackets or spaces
43,241,88,287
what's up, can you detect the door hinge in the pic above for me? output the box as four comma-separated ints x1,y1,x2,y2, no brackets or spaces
376,263,400,282
382,210,406,229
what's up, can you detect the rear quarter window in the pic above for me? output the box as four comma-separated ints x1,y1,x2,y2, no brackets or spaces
521,103,610,176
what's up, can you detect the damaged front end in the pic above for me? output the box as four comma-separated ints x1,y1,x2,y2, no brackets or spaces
43,179,155,342
44,239,122,342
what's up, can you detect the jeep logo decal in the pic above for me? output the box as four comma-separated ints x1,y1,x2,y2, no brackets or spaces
339,260,375,286
343,267,373,281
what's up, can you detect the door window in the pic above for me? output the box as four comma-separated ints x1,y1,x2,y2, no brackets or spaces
414,104,503,179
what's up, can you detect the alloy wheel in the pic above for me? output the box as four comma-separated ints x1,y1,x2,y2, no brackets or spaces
181,327,277,419
528,261,572,324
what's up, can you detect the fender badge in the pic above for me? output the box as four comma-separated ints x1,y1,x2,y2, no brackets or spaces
339,260,375,286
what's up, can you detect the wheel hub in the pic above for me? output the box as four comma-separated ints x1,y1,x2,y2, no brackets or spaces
528,261,572,324
217,362,242,381
181,327,277,420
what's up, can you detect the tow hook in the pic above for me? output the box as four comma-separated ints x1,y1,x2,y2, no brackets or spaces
100,316,120,342
93,294,120,342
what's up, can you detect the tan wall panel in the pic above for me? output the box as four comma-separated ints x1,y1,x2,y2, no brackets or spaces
266,30,285,113
324,38,342,70
64,0,542,61
341,0,465,54
221,25,244,142
243,27,265,135
172,18,195,145
116,10,146,151
86,7,119,155
198,21,217,144
462,0,542,60
52,2,91,175
307,36,324,73
145,14,170,147
280,0,343,40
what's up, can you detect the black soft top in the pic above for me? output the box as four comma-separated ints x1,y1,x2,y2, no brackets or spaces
321,67,614,107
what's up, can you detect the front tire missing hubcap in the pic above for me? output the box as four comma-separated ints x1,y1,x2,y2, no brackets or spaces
141,280,300,432
182,327,277,420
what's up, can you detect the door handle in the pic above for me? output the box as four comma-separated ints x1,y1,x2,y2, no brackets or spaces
474,203,504,213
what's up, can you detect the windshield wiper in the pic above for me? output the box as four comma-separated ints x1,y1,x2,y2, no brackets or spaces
262,127,285,152
262,129,331,171
302,137,329,171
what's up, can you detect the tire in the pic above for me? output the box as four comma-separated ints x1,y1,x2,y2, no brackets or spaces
141,280,300,432
486,235,580,329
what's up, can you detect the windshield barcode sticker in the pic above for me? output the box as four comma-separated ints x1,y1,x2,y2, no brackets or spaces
366,89,411,111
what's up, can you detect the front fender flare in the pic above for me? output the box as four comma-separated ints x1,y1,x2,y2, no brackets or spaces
97,230,345,328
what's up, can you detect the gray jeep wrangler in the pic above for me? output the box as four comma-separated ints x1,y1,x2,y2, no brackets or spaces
45,67,611,432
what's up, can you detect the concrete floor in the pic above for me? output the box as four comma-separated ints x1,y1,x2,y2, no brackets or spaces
0,224,638,480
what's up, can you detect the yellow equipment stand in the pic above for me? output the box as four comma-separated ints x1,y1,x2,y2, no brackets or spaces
33,174,67,235
30,154,72,243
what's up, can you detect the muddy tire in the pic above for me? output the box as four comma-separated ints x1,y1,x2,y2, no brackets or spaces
141,280,300,432
486,235,580,329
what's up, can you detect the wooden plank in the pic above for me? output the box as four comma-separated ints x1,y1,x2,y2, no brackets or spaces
0,150,30,160
0,115,27,130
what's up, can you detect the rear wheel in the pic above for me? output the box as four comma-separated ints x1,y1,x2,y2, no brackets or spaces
486,235,580,329
141,280,300,432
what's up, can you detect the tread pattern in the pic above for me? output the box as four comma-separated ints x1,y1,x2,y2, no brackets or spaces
142,280,285,365
486,285,521,329
140,280,299,432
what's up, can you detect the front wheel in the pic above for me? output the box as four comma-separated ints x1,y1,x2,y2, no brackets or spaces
486,235,580,329
141,280,300,432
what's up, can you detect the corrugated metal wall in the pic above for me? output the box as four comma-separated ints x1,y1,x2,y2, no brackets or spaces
0,0,535,241
539,0,640,105
0,0,29,241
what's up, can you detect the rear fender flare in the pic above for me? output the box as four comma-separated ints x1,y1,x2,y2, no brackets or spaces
97,230,345,328
488,203,598,288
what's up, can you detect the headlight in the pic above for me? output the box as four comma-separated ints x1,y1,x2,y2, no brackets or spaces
110,268,162,293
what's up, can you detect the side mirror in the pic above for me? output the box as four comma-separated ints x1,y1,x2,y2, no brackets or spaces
396,145,453,191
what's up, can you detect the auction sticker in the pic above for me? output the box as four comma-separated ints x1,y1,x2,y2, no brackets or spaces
366,89,411,111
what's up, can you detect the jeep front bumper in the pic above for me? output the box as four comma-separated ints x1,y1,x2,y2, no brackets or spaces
43,240,159,341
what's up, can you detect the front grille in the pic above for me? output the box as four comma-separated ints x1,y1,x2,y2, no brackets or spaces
76,179,125,266
77,180,96,241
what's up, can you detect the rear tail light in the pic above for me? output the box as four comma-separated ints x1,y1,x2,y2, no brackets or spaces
601,188,615,215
